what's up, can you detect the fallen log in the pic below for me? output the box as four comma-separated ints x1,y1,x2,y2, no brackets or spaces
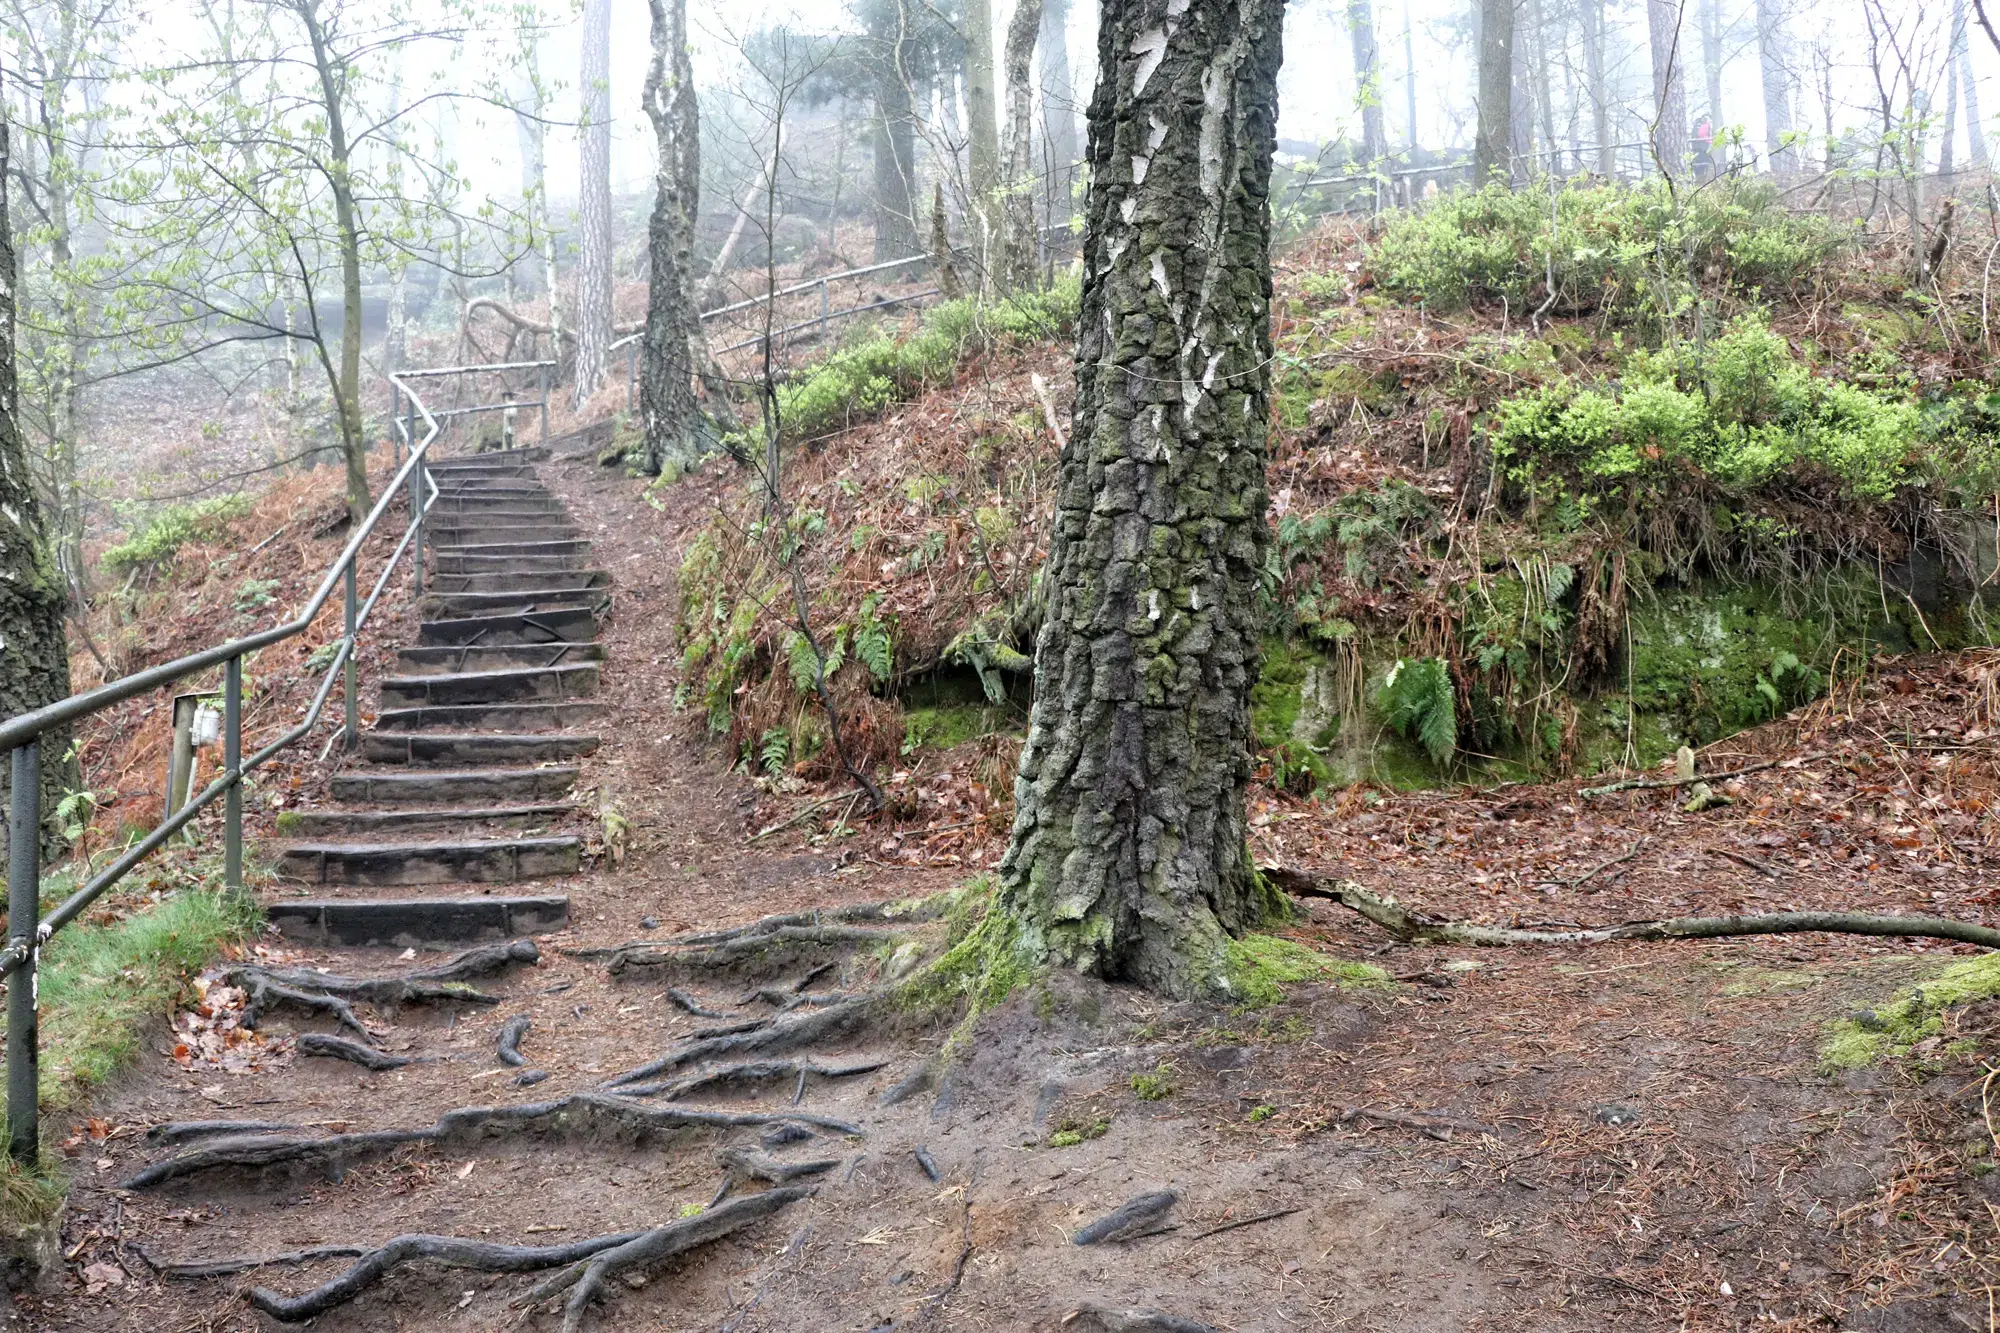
1266,868,2000,950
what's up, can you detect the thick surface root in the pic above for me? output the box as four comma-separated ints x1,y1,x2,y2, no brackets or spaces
497,1014,532,1066
513,1186,810,1333
718,1146,839,1184
137,1243,372,1280
296,1034,415,1071
616,1058,885,1102
246,1229,648,1321
229,938,537,1031
1270,868,2000,950
602,995,878,1087
597,925,897,976
1065,1307,1223,1333
124,1093,858,1189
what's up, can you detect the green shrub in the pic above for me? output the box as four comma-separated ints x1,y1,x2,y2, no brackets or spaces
1370,178,1843,318
103,495,251,570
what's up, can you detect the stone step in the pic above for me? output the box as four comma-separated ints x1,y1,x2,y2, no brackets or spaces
277,804,572,837
277,835,581,886
428,445,549,468
421,465,532,482
395,643,605,674
331,766,581,804
434,539,591,561
419,587,603,619
429,569,610,595
421,508,569,529
430,483,552,500
266,895,569,947
374,701,611,733
361,731,601,765
432,552,592,577
425,525,584,548
417,606,598,646
380,663,601,707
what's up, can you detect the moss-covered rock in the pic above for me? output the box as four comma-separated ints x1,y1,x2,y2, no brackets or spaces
1822,953,2000,1069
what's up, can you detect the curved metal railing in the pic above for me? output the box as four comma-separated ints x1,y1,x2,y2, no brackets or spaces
0,358,550,1163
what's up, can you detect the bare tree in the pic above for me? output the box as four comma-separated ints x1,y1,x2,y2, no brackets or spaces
1039,0,1079,225
864,0,920,259
1347,0,1387,164
573,0,613,406
1648,0,1690,180
963,0,1001,276
513,18,563,364
1955,0,1989,168
999,0,1043,289
640,0,705,475
1755,0,1797,171
1582,0,1615,176
1475,0,1514,183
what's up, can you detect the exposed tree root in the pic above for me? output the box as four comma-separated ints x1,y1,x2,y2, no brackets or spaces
497,1015,532,1067
1269,868,2000,950
146,1121,300,1144
616,1058,886,1101
597,925,899,976
296,1034,415,1071
718,1146,839,1183
513,1187,811,1333
748,986,851,1012
245,1229,650,1321
1331,1104,1496,1140
1072,1192,1177,1246
135,1243,372,1280
124,1093,858,1189
1063,1306,1222,1333
603,995,878,1088
666,987,728,1018
229,939,536,1031
571,900,945,965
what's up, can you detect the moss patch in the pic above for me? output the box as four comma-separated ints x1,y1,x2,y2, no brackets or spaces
1821,952,2000,1069
1221,934,1390,1008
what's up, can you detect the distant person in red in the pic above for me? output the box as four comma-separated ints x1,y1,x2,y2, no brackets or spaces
1694,117,1716,179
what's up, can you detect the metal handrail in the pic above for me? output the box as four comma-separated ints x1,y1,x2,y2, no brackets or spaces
0,358,533,1163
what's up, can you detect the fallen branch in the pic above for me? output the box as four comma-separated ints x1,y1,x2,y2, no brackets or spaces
1188,1207,1300,1241
1564,839,1645,891
245,1230,647,1321
617,1058,886,1102
297,1034,414,1071
1578,753,1823,798
514,1187,810,1333
1708,846,1781,880
124,1094,856,1189
1268,868,2000,950
497,1015,532,1067
1335,1104,1495,1140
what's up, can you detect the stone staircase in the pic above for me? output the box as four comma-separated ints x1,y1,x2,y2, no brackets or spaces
268,446,602,943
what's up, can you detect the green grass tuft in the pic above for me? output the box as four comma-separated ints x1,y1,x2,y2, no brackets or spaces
103,495,251,571
1222,934,1390,1008
1821,952,2000,1069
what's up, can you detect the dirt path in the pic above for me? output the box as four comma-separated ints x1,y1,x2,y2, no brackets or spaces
22,453,1995,1333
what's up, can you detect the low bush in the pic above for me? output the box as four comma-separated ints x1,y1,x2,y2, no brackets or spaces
103,494,251,571
1371,177,1845,319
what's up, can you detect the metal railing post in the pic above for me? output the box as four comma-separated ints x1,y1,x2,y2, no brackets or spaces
409,454,425,597
8,741,41,1164
343,563,358,750
818,276,829,335
224,657,242,892
538,361,550,443
390,385,403,464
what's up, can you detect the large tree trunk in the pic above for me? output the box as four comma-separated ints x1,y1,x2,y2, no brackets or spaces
869,2,920,260
1699,0,1723,131
1531,0,1560,174
640,0,704,476
1402,0,1417,152
993,0,1284,999
1583,0,1614,176
1957,0,1989,169
1647,0,1690,180
0,105,78,858
1944,39,1960,175
999,0,1044,290
1753,0,1795,172
574,0,614,407
1474,0,1514,184
514,33,564,357
1040,0,1079,226
963,0,1001,283
1509,7,1534,176
1347,0,1386,164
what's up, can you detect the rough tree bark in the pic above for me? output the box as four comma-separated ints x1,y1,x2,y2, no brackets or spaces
1474,0,1514,184
992,0,1285,999
868,0,920,260
1754,0,1796,172
999,0,1044,290
1040,0,1080,225
640,0,703,476
963,0,1002,278
1647,0,1690,180
0,97,77,855
1346,0,1386,164
573,0,614,407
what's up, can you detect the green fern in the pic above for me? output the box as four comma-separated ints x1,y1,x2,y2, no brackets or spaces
855,595,894,683
1379,657,1457,766
759,728,790,774
784,631,818,693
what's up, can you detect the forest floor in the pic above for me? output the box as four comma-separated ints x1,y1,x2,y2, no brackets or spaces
20,446,2000,1333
